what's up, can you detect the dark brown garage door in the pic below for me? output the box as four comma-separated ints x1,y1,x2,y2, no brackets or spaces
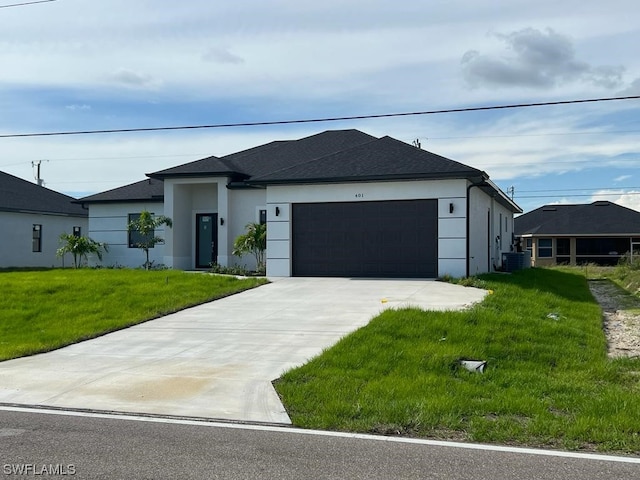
292,199,438,277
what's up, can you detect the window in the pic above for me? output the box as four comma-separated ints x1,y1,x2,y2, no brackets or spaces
538,238,553,258
556,238,571,264
73,226,81,237
556,238,570,256
128,213,154,248
32,224,42,252
259,209,267,225
525,238,533,252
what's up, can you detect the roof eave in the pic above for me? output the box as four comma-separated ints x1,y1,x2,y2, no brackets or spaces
479,178,523,214
248,171,484,186
74,197,164,205
147,171,243,180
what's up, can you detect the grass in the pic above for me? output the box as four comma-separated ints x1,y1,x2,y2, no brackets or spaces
274,268,640,454
606,258,640,300
0,269,267,361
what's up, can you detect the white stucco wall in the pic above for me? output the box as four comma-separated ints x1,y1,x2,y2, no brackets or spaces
468,186,491,276
265,179,469,278
162,178,221,269
88,202,165,268
0,211,88,268
227,188,267,270
467,185,515,276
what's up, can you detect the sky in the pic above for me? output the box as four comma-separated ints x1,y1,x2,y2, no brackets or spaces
1,0,639,214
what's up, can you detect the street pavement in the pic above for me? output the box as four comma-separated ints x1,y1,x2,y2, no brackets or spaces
1,408,638,480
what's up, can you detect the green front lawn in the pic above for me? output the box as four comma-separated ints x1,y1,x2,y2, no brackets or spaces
0,269,266,361
274,268,640,453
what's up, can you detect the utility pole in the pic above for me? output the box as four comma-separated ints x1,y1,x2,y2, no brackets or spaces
507,186,515,200
32,160,47,186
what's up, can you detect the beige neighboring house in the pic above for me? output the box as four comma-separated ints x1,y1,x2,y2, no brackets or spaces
0,171,88,268
514,201,640,266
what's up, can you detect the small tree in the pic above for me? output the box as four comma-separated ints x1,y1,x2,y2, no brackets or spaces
57,233,108,268
232,222,266,274
127,210,173,270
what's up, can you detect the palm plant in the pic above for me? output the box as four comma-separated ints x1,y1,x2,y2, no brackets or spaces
57,233,108,268
232,222,267,274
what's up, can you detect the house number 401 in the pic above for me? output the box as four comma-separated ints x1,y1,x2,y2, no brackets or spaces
355,193,364,198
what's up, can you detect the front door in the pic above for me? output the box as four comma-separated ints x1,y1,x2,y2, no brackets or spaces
196,213,217,268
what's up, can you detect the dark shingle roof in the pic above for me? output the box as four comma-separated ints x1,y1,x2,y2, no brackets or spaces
146,129,377,180
248,136,484,184
0,170,87,216
148,155,236,179
77,178,164,204
223,129,377,178
90,129,514,209
515,201,640,235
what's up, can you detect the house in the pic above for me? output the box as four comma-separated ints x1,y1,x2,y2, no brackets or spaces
77,178,165,268
0,171,88,268
78,129,521,277
514,201,640,266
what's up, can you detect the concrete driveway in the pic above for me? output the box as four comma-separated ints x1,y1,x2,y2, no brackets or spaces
0,278,485,424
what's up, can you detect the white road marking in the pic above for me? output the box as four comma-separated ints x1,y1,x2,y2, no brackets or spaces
1,404,639,464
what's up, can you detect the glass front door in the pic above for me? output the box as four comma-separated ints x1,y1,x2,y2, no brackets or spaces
196,213,217,268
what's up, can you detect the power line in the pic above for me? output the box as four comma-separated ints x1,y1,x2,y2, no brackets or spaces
516,192,640,199
515,186,640,193
0,0,56,8
1,95,638,139
426,129,640,140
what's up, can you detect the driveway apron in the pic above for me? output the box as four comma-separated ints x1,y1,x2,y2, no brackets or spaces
0,278,486,423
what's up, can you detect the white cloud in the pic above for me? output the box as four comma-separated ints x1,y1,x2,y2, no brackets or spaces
65,104,91,111
590,190,640,212
614,175,632,182
202,47,244,65
107,69,162,89
461,28,625,90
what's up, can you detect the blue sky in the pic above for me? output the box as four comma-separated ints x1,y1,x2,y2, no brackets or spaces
1,0,639,213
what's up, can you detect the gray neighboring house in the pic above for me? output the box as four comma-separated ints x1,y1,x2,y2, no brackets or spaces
514,201,640,266
79,129,521,277
0,171,88,268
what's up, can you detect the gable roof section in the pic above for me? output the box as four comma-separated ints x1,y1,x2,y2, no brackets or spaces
248,135,484,184
515,201,640,236
223,129,377,178
77,178,164,204
0,170,87,217
148,155,236,179
147,129,377,180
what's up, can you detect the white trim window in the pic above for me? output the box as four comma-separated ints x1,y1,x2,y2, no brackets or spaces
538,238,553,258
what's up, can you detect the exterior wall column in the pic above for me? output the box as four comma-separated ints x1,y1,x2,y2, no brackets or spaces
162,181,175,268
570,237,577,265
216,179,230,267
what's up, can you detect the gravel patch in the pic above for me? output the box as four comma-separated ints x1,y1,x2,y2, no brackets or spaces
588,280,640,358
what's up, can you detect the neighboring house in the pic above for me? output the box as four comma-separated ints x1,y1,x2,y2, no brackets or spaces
76,178,165,268
0,170,88,268
78,129,521,277
514,201,640,266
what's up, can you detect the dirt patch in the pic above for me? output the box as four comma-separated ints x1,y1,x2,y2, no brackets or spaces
588,280,640,358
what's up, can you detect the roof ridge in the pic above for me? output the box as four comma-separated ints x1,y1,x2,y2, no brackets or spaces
527,204,586,233
248,136,380,181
